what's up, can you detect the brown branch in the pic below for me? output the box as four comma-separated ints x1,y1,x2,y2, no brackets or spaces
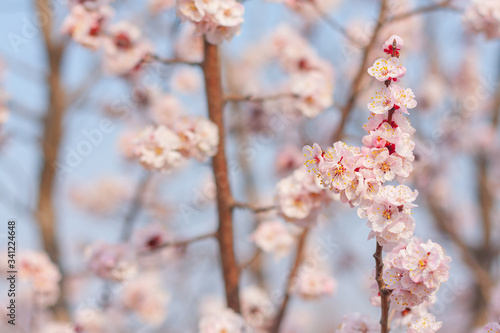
67,64,102,106
148,54,201,66
232,201,277,214
34,0,69,321
9,100,43,122
374,243,392,333
120,173,151,241
271,227,309,333
238,249,262,271
386,0,461,24
224,92,297,104
426,197,494,299
332,0,389,142
202,38,241,313
311,3,360,46
143,232,217,254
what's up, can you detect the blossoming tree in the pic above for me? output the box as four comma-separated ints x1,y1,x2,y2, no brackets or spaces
1,0,500,332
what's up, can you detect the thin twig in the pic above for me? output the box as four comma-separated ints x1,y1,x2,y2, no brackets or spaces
427,197,494,299
271,228,309,333
239,249,262,271
143,232,217,254
120,173,152,241
148,54,201,66
232,201,277,213
386,0,461,23
332,0,389,142
9,100,43,122
224,93,297,104
311,4,360,46
374,243,392,333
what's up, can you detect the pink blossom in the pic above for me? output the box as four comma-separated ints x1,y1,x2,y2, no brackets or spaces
463,0,500,39
102,21,153,75
198,308,249,333
175,24,204,62
276,166,325,221
241,286,275,330
0,89,9,125
335,313,381,333
69,177,132,215
205,25,242,45
368,57,406,82
275,145,304,176
291,269,337,299
489,285,500,321
381,238,451,309
61,4,113,49
379,185,418,212
149,0,176,14
213,0,245,26
383,35,404,56
250,220,296,258
391,84,417,114
73,308,108,333
269,25,332,75
482,323,500,333
85,242,137,281
176,0,245,44
290,71,333,118
177,0,205,22
150,91,185,125
131,222,170,253
120,273,170,326
173,115,219,162
171,67,202,93
368,86,396,114
371,149,403,182
18,251,61,308
399,239,452,289
133,125,184,172
407,313,443,333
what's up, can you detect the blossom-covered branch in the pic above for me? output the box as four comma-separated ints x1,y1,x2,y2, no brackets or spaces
304,35,451,333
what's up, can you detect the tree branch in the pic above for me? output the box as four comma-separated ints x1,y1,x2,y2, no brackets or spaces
332,0,389,142
374,243,392,333
271,227,309,333
148,54,201,66
232,201,277,213
202,38,241,312
34,0,69,321
224,92,297,104
143,232,217,254
120,173,151,241
386,0,461,23
311,3,360,46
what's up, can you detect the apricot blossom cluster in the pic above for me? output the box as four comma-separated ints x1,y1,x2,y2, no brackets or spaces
132,113,219,173
463,0,500,40
382,238,451,310
62,0,153,74
269,25,334,118
303,35,418,248
302,36,450,332
176,0,245,44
